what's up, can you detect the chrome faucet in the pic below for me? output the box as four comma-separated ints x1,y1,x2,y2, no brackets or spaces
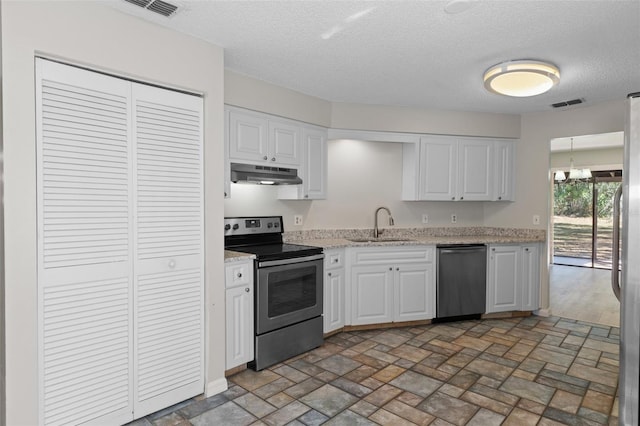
374,207,394,238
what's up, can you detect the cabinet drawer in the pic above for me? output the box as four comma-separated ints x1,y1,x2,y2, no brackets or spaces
225,262,253,288
325,250,344,270
351,246,434,265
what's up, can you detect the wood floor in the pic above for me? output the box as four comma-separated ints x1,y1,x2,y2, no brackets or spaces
549,264,620,327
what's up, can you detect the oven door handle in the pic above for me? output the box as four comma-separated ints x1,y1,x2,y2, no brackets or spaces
258,253,324,268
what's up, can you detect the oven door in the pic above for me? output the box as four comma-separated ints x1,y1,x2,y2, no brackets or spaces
255,254,324,335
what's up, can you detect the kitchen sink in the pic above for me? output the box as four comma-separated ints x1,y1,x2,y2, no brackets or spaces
346,238,415,243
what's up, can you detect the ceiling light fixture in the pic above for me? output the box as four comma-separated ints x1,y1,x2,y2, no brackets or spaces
483,60,560,97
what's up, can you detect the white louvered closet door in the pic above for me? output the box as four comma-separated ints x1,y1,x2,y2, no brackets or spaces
36,59,204,425
131,83,204,417
36,59,134,426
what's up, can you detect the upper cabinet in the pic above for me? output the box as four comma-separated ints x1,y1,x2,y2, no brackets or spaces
228,107,301,166
403,135,515,202
278,125,328,200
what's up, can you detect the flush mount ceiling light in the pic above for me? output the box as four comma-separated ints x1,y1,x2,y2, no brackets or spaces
483,60,560,97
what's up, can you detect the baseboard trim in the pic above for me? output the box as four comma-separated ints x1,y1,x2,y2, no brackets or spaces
205,377,228,398
536,308,551,317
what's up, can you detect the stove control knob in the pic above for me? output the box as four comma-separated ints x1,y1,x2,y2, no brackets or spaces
267,223,273,228
274,222,280,228
224,224,231,231
232,224,239,230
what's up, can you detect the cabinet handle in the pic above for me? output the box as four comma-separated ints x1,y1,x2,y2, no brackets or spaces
396,267,400,271
245,288,250,293
271,157,276,161
389,267,393,271
333,258,339,263
492,248,495,252
304,195,309,198
460,197,464,200
525,248,529,252
328,272,332,277
263,156,268,160
237,272,243,278
451,197,455,200
498,196,502,200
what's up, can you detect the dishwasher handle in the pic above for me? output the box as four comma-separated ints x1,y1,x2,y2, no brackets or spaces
438,245,486,255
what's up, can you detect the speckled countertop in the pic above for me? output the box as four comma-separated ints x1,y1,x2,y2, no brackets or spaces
224,250,255,263
225,227,545,260
283,226,545,249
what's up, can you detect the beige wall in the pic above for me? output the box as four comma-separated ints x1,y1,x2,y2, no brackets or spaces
225,140,485,230
550,147,623,170
483,100,625,312
1,2,225,424
225,70,332,127
331,102,521,138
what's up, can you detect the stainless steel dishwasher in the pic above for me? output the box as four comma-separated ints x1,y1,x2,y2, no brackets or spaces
436,244,487,320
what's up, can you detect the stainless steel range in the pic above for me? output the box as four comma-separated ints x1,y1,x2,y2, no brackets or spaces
224,216,324,370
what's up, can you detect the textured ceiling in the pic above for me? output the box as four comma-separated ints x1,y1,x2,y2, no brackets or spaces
108,0,640,114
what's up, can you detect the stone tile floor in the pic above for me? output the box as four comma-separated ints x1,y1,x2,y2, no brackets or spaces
131,315,620,425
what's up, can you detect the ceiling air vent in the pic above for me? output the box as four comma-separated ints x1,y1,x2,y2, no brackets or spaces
123,0,179,17
551,98,584,108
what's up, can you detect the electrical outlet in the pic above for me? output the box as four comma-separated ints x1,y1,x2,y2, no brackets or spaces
451,214,457,224
422,214,429,224
533,215,540,225
294,215,303,226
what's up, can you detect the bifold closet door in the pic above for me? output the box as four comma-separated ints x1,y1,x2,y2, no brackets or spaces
36,58,204,425
131,83,204,417
36,59,134,426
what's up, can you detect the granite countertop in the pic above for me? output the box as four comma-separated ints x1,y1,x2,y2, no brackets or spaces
283,226,546,249
224,250,255,263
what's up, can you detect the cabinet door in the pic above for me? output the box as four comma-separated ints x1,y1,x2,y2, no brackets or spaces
324,267,345,333
493,140,515,201
303,127,327,199
229,110,269,162
269,120,301,165
226,285,254,369
351,265,394,325
419,137,457,201
395,263,434,322
486,245,520,313
458,138,493,201
224,110,231,198
521,245,540,311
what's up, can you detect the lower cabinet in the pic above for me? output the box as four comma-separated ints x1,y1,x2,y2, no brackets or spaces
324,249,345,333
486,244,540,313
225,260,254,369
349,246,435,326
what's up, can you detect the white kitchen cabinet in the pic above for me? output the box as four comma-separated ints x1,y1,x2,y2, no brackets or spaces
228,107,301,167
493,139,516,201
278,125,328,200
36,59,204,425
457,138,493,201
351,265,395,325
521,244,540,311
486,245,520,313
350,246,435,325
404,136,494,201
403,136,516,202
225,260,254,369
486,244,540,313
395,262,435,322
323,249,345,333
224,109,231,198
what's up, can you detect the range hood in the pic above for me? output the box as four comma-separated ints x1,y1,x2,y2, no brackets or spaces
230,162,303,185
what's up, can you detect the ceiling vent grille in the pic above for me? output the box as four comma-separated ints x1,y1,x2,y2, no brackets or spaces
551,98,584,108
123,0,179,17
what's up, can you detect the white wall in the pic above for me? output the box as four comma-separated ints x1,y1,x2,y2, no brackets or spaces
1,2,225,424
